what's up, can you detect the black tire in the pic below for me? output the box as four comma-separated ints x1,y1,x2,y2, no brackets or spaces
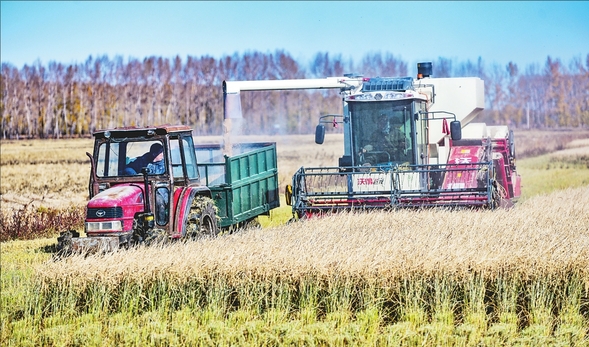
55,230,79,256
144,228,169,246
56,231,72,256
184,196,219,239
234,217,261,233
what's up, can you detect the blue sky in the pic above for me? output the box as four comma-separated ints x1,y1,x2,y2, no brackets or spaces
2,1,588,74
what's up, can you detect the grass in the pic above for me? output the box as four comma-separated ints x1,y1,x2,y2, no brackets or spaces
0,204,85,242
517,139,589,200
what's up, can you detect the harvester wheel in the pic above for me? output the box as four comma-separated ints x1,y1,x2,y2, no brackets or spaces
490,181,503,209
185,196,219,239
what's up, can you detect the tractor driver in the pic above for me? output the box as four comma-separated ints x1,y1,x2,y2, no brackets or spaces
361,114,409,164
123,143,165,175
123,143,168,224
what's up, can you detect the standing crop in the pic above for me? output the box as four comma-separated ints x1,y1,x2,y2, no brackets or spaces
1,187,584,345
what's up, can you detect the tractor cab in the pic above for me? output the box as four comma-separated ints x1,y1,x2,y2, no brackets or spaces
87,125,202,239
91,126,199,187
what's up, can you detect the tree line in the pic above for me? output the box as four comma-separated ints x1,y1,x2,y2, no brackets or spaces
1,51,587,139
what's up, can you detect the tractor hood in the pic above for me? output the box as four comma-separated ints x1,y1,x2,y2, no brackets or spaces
86,184,145,234
88,184,144,208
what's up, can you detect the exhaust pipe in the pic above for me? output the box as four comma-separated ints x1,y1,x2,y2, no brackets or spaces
417,62,433,79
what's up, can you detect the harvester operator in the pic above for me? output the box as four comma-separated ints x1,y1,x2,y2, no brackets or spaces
361,114,409,164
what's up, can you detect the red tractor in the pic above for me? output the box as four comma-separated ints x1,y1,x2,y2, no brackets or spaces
57,125,279,253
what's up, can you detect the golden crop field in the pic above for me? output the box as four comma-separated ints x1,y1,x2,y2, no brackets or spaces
1,129,589,346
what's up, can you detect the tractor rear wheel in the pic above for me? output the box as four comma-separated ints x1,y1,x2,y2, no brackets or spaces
185,196,219,238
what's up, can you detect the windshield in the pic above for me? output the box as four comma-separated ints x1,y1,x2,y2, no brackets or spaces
96,140,165,177
350,100,414,166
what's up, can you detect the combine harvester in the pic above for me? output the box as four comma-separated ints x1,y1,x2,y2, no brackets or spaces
223,62,521,219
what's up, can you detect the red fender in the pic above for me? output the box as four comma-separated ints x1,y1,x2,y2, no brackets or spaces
171,186,211,238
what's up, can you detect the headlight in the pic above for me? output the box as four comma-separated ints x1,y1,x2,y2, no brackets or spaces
86,220,123,232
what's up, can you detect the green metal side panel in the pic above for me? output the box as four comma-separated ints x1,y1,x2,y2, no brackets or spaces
196,143,280,228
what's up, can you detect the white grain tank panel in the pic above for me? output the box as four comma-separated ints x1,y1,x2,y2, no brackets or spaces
487,125,509,140
414,77,485,145
462,123,488,139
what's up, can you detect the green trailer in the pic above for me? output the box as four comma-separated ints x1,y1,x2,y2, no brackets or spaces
196,142,280,228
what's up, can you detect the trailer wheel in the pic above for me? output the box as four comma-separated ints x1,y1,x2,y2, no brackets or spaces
185,196,219,238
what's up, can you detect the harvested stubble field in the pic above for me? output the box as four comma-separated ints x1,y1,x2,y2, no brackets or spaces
1,129,589,346
1,129,588,212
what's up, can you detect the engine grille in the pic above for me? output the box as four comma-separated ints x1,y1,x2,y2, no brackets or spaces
87,207,123,219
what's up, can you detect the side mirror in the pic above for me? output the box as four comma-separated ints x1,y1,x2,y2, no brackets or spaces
450,120,462,141
315,124,325,144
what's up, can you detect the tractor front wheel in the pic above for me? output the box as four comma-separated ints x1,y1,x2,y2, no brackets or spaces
184,196,219,239
55,230,79,256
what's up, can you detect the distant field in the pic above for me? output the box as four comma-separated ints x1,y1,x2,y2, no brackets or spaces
1,129,588,211
1,129,588,346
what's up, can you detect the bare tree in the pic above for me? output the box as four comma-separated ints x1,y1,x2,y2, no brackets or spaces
434,57,452,78
1,51,587,138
